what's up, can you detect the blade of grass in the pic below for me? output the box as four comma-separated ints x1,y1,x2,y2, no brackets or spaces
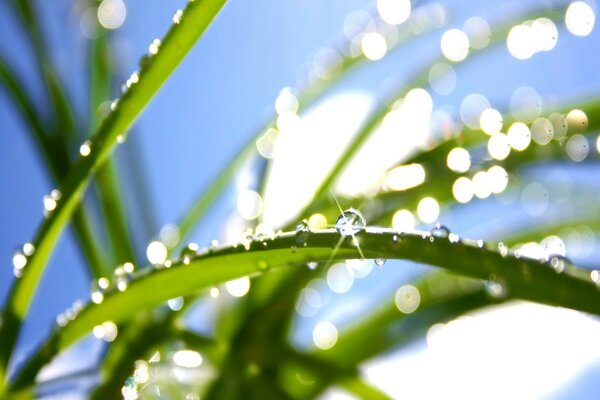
0,0,227,387
9,228,600,392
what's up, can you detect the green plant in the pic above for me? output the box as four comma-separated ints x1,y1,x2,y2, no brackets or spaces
1,0,599,398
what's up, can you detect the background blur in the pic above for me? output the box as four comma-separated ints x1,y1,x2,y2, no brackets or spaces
1,0,600,398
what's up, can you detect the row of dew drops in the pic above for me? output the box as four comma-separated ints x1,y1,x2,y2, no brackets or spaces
9,206,596,339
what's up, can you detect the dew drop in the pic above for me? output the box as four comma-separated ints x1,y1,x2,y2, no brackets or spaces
22,242,35,256
79,140,92,157
477,239,485,248
392,234,399,243
307,261,318,270
113,263,134,291
448,233,460,243
12,249,27,277
239,229,254,250
430,223,450,238
591,270,600,287
90,277,110,304
56,313,68,327
148,39,161,55
548,254,568,273
374,258,386,266
110,99,119,111
429,236,435,243
116,134,126,144
172,9,183,24
179,243,199,264
485,275,508,299
295,219,311,243
497,242,509,257
335,208,366,236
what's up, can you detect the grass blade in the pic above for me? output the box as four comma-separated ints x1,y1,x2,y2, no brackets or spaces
0,0,227,386
9,228,600,392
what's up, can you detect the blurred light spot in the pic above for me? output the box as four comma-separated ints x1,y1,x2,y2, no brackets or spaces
296,288,323,317
80,8,99,39
237,190,263,220
146,241,167,265
225,276,250,297
313,322,338,350
405,88,433,116
93,321,118,342
479,108,503,135
487,133,511,160
313,48,342,80
506,24,533,60
133,361,149,385
566,134,589,161
566,109,588,132
532,18,558,51
308,213,328,229
446,147,471,173
392,209,416,231
440,29,470,62
566,2,595,36
395,285,420,313
531,118,553,145
510,86,542,121
417,197,440,223
521,182,549,216
452,177,474,203
173,350,203,368
463,17,491,49
97,0,126,30
361,32,388,60
210,287,220,298
377,0,411,25
472,171,492,199
159,224,180,248
327,263,354,293
507,122,531,151
256,128,279,159
275,87,299,114
460,94,490,129
346,259,374,278
487,166,509,194
428,63,456,95
384,164,426,191
596,135,600,153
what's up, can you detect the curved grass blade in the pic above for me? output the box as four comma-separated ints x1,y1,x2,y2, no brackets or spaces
9,228,600,392
0,0,228,386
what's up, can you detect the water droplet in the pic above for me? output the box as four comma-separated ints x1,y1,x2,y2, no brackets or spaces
239,229,254,250
430,223,450,238
392,234,399,243
56,313,68,327
148,39,161,55
113,263,134,291
591,270,600,286
295,219,311,243
12,249,27,277
497,242,509,257
429,236,435,243
116,134,126,144
179,243,199,264
43,190,61,216
22,242,35,256
209,239,219,250
335,208,366,236
477,239,485,248
93,321,118,342
91,277,110,304
307,261,318,270
110,99,119,111
172,9,183,24
79,140,92,157
548,254,568,273
374,258,386,266
448,233,460,243
485,275,508,299
167,296,184,311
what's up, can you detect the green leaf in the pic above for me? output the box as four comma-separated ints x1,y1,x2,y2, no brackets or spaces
9,228,600,392
0,0,227,386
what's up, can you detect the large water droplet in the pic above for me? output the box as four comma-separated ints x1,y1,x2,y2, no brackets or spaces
295,219,311,243
335,208,366,236
548,254,568,273
431,223,450,238
79,140,92,157
374,258,386,266
179,243,199,264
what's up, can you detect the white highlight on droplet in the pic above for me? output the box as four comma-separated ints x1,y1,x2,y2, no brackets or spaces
146,241,168,265
225,276,251,297
417,197,440,223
